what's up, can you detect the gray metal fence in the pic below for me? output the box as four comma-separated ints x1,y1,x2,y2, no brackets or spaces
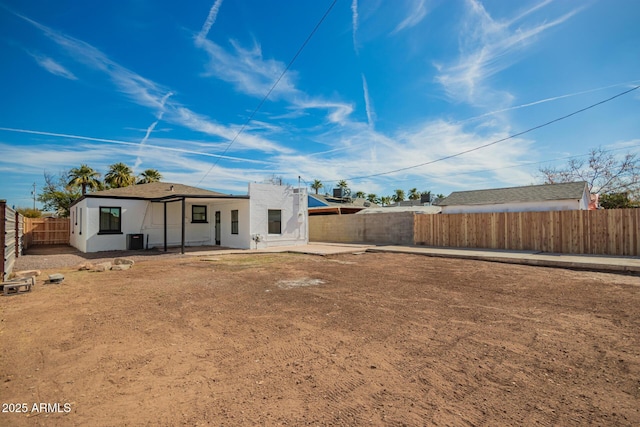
1,200,23,281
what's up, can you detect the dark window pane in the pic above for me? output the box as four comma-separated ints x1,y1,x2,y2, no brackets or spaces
268,210,281,234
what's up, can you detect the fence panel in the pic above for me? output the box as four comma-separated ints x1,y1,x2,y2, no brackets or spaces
23,218,70,246
1,201,24,281
414,209,640,256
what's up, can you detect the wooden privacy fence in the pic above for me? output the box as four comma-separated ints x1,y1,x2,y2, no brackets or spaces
23,218,70,247
414,209,640,256
1,201,24,281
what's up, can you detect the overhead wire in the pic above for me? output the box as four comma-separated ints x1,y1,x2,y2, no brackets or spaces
344,84,640,182
197,0,339,186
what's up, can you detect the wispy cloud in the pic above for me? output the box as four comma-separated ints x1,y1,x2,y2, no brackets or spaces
199,38,300,100
392,0,428,34
436,0,582,105
361,74,375,128
0,127,270,164
28,52,77,80
351,0,359,52
196,0,224,46
13,12,290,155
198,37,355,125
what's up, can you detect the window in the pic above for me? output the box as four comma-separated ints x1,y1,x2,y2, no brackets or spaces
99,207,121,234
268,209,281,234
231,210,239,234
192,205,207,223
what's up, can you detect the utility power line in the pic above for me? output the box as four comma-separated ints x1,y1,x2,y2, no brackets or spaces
345,84,640,182
197,0,338,185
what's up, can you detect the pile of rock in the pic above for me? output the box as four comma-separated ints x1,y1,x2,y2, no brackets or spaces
78,258,135,272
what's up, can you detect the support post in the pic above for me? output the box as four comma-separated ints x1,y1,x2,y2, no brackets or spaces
181,197,186,254
163,202,167,252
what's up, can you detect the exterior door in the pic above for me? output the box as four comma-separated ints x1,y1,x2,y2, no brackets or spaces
215,211,221,245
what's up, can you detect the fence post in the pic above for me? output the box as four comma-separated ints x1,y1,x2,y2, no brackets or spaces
15,210,20,259
0,200,6,280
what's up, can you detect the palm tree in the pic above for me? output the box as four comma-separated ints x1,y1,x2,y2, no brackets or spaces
138,169,163,184
311,179,323,195
392,189,405,203
67,164,101,195
366,193,379,204
105,163,136,188
337,180,348,188
408,188,421,200
355,190,366,198
380,196,392,206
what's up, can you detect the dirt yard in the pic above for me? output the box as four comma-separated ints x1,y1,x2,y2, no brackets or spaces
1,252,639,426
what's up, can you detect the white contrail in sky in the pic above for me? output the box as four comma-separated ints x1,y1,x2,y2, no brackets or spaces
351,0,359,53
459,80,640,124
196,0,224,45
0,127,268,164
135,92,174,169
361,74,375,128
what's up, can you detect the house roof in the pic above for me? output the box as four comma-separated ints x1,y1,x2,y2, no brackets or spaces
74,182,247,204
438,181,588,206
309,194,377,208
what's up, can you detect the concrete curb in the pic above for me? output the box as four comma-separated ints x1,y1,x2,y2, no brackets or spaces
367,247,640,274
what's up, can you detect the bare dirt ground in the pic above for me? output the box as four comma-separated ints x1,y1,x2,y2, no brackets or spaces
1,251,639,426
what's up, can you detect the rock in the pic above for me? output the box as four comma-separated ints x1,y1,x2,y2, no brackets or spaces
77,262,94,271
12,270,42,278
113,258,135,266
110,264,131,271
47,274,64,284
92,262,112,272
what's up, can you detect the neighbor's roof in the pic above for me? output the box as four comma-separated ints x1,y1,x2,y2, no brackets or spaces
78,182,245,201
438,181,588,206
309,194,377,208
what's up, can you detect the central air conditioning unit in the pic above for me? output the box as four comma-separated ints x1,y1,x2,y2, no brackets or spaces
333,188,346,198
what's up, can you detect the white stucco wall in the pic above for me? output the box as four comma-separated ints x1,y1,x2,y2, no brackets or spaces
249,183,308,249
69,199,88,252
79,198,149,252
71,184,307,252
441,199,585,214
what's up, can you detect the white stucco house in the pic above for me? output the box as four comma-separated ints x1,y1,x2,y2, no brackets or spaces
69,182,308,253
437,181,591,214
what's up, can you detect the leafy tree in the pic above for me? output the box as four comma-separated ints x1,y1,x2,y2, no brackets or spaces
354,190,366,198
366,193,380,204
408,188,421,200
38,172,81,217
67,164,101,195
15,207,41,218
105,163,136,188
137,169,163,184
436,193,445,199
311,179,323,194
539,147,640,199
392,189,405,203
337,179,348,188
380,196,392,206
599,192,638,209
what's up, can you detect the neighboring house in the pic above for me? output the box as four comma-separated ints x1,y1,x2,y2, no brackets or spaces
69,182,308,253
308,194,375,215
438,181,591,214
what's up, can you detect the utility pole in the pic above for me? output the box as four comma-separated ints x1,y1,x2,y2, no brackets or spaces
31,182,36,210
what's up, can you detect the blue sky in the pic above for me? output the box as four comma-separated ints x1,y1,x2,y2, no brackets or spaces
1,0,639,208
